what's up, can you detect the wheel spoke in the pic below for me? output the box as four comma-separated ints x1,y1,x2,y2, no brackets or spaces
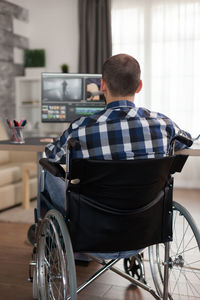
170,245,198,258
184,259,200,267
49,282,57,300
51,279,63,299
182,270,200,297
171,268,181,295
181,264,200,282
174,232,195,259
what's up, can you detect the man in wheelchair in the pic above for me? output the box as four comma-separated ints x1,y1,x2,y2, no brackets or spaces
30,54,200,300
43,53,191,218
40,54,190,259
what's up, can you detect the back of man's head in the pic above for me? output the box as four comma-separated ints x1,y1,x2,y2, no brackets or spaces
102,54,141,97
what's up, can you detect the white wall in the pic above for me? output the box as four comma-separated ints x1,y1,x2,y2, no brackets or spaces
8,0,79,72
28,0,79,72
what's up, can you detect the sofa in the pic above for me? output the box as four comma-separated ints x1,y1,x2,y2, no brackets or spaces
0,122,37,211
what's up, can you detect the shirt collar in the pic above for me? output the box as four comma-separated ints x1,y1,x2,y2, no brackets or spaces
106,100,135,109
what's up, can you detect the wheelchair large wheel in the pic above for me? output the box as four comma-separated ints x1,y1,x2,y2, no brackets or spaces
32,267,38,299
36,209,77,300
29,250,38,299
149,201,200,299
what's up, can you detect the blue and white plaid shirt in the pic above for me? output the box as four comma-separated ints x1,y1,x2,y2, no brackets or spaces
45,100,190,164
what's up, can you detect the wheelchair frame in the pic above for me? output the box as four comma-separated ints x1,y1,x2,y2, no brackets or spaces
28,135,200,300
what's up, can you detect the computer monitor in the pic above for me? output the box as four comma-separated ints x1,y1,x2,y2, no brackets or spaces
41,73,106,122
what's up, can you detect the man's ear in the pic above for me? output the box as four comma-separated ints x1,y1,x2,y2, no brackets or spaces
136,80,142,93
100,79,107,93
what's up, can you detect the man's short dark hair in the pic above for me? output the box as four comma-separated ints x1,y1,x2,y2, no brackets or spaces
102,54,141,97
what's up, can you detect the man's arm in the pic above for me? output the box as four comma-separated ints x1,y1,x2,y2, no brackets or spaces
172,122,192,151
45,125,73,164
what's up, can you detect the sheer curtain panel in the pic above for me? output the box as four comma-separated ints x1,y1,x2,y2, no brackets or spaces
112,0,200,137
112,0,200,188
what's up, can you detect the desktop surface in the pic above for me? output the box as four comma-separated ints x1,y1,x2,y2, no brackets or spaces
0,137,52,152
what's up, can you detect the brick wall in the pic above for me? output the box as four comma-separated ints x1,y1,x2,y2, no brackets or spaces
0,0,29,120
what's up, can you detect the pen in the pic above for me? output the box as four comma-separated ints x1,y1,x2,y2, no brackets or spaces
21,120,27,127
13,120,21,127
6,119,12,128
7,119,18,141
13,120,18,127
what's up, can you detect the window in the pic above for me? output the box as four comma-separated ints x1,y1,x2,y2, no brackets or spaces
112,0,200,136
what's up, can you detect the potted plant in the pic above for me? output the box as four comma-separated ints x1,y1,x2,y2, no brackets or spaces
24,49,46,77
61,63,69,73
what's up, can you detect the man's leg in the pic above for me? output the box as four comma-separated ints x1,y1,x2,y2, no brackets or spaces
37,170,66,218
44,170,66,211
38,170,90,265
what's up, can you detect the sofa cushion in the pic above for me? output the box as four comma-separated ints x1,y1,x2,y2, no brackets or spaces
0,122,10,164
0,164,21,187
0,162,37,187
0,177,37,211
10,151,37,163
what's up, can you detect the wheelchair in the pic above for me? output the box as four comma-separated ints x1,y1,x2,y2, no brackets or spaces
28,135,200,300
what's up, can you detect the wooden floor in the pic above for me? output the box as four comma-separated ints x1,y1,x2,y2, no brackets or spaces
0,188,199,300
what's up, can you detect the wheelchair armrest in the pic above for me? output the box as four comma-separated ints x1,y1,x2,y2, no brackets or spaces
170,155,188,174
39,158,65,179
170,134,193,149
175,135,193,147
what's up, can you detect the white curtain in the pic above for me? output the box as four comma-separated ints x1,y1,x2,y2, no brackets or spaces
111,0,200,188
112,0,200,137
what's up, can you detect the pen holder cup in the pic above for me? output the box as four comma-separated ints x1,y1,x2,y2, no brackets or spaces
10,126,25,144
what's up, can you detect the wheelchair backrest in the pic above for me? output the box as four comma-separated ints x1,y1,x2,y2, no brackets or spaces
66,155,188,252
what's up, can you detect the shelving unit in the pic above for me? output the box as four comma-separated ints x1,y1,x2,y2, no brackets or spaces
15,76,69,138
15,77,41,135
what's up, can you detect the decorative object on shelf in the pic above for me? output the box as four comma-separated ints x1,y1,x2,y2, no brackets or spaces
61,63,69,73
21,100,40,105
24,49,46,77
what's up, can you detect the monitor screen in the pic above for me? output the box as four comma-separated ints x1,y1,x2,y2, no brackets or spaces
42,105,66,121
86,78,104,102
75,106,104,116
43,77,83,102
41,73,105,122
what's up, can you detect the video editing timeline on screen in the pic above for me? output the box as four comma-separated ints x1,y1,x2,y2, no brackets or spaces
41,73,105,123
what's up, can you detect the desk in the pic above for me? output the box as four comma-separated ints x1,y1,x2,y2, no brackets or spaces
0,137,50,175
176,148,200,156
0,137,50,209
0,138,199,209
0,137,49,152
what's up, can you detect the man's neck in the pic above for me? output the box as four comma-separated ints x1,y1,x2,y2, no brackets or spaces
106,95,135,105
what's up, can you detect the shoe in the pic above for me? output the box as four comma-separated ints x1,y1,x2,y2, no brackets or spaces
74,253,91,266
